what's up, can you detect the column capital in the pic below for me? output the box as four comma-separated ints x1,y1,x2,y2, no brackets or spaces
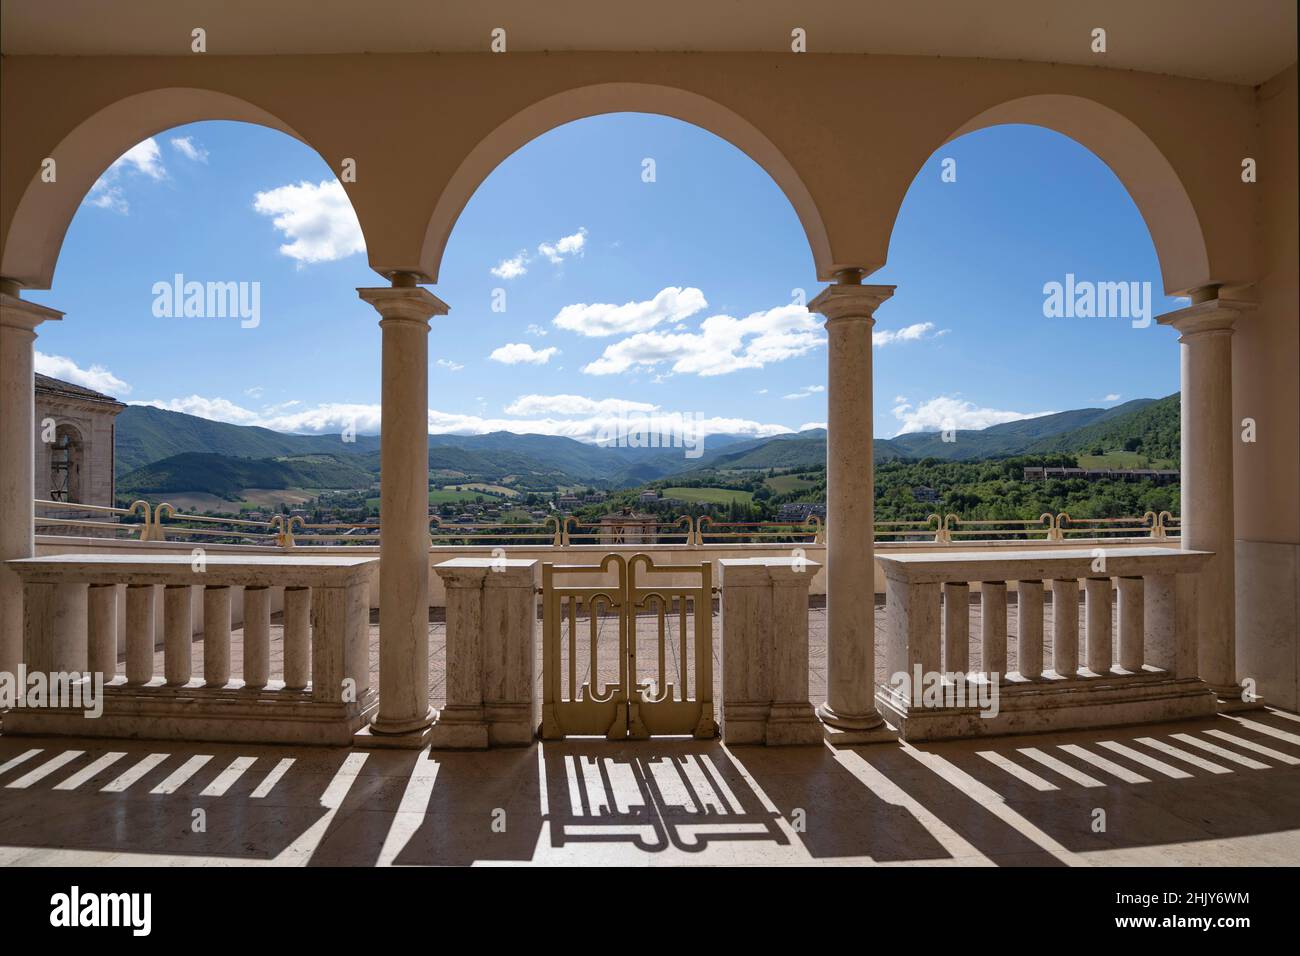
357,286,449,325
1156,294,1256,339
0,291,63,333
807,283,895,325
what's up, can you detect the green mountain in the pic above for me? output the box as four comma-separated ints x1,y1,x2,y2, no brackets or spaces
665,395,1178,475
1026,393,1179,462
118,452,376,499
116,405,379,476
114,394,1181,500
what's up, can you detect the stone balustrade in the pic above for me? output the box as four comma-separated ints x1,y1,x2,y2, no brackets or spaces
718,557,823,745
4,553,378,745
875,547,1217,740
430,557,538,748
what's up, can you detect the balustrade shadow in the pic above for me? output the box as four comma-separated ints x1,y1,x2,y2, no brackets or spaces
852,709,1300,863
0,737,415,862
727,744,955,862
3,709,1298,865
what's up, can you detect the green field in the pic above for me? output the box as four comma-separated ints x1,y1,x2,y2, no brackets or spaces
662,486,754,505
366,489,488,509
443,482,518,497
765,474,818,494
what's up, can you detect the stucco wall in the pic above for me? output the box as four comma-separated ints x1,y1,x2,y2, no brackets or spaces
1235,64,1300,710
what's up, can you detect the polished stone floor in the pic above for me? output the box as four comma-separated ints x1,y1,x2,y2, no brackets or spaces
2,708,1299,866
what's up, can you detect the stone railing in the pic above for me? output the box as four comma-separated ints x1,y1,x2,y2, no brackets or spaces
4,553,377,745
875,547,1217,740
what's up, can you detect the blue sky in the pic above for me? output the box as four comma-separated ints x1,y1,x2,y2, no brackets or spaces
28,115,1185,442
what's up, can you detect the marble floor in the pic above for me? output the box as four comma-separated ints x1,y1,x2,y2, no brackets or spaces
2,707,1299,866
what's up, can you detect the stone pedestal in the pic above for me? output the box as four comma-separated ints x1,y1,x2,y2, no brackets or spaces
718,557,823,746
807,278,895,743
430,558,538,749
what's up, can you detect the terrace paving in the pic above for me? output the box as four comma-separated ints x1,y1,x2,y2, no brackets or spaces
1,597,1294,866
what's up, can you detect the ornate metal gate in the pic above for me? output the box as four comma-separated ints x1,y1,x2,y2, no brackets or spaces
540,552,716,739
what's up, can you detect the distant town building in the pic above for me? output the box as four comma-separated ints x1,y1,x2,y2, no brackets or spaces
34,373,126,511
777,503,826,522
638,491,659,503
1023,466,1179,484
598,508,658,544
556,494,581,510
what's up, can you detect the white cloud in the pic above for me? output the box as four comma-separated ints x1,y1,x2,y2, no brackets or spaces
553,286,707,337
130,392,796,443
538,227,587,264
872,322,947,347
170,136,209,162
34,351,131,396
783,385,825,400
84,138,167,214
251,179,365,263
490,227,589,280
890,396,1054,436
491,251,530,280
525,323,548,337
244,385,264,398
489,343,559,365
583,303,825,377
435,359,464,372
113,139,166,180
504,394,657,417
1103,393,1122,402
798,422,827,432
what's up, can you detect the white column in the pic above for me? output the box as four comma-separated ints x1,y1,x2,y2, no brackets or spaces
808,276,894,741
1157,293,1255,702
0,286,62,680
359,277,449,744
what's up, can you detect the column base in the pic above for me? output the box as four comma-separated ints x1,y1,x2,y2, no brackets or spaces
816,702,897,745
354,706,437,749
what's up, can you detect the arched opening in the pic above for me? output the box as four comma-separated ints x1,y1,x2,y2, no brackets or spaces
1,88,325,291
431,109,829,721
49,423,84,503
420,83,832,284
938,94,1211,297
875,122,1188,530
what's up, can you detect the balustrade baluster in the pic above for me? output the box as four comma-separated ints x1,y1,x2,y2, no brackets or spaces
1117,576,1144,671
163,584,192,684
981,581,1008,681
283,586,311,690
943,582,969,674
1017,580,1044,679
125,584,156,684
203,585,232,686
87,583,117,680
1052,579,1079,677
1085,577,1113,675
244,586,271,689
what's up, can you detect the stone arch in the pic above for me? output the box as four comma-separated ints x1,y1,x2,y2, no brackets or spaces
418,82,832,283
900,93,1211,296
50,423,84,503
1,87,359,290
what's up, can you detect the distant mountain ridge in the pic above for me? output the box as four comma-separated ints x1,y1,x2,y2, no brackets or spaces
115,394,1179,498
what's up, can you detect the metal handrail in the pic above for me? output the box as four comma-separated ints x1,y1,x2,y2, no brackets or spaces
35,500,1181,550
